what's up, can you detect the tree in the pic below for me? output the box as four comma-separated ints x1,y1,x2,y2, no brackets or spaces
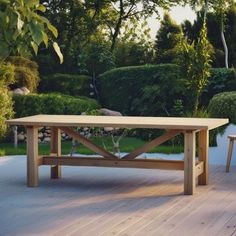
177,21,212,115
183,5,236,68
155,12,182,63
0,0,63,63
188,0,235,68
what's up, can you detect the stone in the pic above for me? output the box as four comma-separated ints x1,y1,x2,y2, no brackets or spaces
38,133,43,138
12,88,24,95
20,87,30,95
12,87,30,95
44,137,51,142
17,134,25,141
99,108,122,116
104,127,114,132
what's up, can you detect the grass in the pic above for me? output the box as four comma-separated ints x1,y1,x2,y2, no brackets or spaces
0,137,184,156
0,149,5,156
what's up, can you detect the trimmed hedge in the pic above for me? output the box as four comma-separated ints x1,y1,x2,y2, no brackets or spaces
99,65,236,116
202,68,236,106
38,74,91,96
208,91,236,123
98,64,185,116
13,93,100,118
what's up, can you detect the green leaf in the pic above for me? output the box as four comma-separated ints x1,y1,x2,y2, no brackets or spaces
24,0,39,8
0,41,10,58
31,41,38,55
17,15,24,32
28,21,44,45
47,23,58,38
42,32,48,48
36,4,46,12
0,0,10,4
53,42,63,64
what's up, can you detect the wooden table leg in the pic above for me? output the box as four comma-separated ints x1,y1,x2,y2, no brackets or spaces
27,126,39,187
50,127,61,179
184,130,196,195
198,130,209,185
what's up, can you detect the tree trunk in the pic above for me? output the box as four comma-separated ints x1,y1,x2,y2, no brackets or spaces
110,0,124,52
220,18,229,68
204,0,208,19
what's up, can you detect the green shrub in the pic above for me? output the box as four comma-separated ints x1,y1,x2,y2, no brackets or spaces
201,68,236,106
13,93,100,118
208,91,236,123
98,64,185,115
0,149,5,157
38,74,91,96
7,56,40,92
0,63,15,138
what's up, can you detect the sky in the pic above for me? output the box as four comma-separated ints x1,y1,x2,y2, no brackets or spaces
147,5,196,39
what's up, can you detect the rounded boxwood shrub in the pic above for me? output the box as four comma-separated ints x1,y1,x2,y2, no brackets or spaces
208,91,236,123
13,93,100,118
38,74,91,96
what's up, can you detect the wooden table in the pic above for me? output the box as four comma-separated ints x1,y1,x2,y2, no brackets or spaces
7,115,228,195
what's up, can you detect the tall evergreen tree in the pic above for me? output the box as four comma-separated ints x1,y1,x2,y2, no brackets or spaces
155,13,182,64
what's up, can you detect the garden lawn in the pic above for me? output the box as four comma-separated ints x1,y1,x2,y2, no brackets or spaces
0,137,183,156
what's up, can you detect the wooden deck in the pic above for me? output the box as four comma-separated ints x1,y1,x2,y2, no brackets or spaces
1,156,236,236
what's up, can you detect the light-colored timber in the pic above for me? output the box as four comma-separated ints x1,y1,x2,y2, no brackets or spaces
1,157,236,236
184,131,196,195
50,127,61,179
198,130,209,184
226,135,236,172
26,126,39,187
6,114,229,195
60,127,117,160
42,156,185,170
122,130,182,160
6,114,228,130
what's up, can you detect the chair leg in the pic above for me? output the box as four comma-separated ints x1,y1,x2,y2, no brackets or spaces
226,139,234,172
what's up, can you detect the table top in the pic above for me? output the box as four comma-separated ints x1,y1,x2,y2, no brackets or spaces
6,115,229,130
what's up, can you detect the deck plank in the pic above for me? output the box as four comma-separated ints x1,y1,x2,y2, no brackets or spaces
1,157,236,236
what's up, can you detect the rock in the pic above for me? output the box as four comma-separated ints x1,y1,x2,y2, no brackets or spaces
99,108,122,116
44,137,51,142
12,87,30,95
17,134,25,141
12,88,24,95
20,87,30,95
38,132,43,138
104,127,114,132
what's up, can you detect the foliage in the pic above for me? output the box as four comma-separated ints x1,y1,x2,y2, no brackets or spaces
201,68,236,106
80,40,115,76
176,21,212,115
208,91,236,123
98,64,185,116
182,6,236,68
38,0,185,74
6,56,39,91
13,93,100,118
38,74,91,96
114,40,154,67
0,0,63,62
0,62,15,137
155,12,182,64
